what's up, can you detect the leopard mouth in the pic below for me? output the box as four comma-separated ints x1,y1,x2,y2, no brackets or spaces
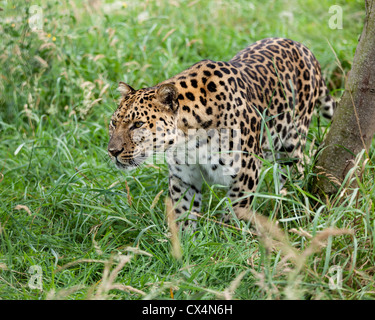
112,151,150,170
115,158,131,170
115,158,140,170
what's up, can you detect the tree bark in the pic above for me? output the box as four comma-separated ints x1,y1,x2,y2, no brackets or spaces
314,0,375,194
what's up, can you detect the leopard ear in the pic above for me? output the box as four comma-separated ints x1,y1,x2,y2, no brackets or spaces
156,83,178,111
118,82,135,97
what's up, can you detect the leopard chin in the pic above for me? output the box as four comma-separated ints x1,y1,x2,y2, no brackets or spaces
114,155,148,171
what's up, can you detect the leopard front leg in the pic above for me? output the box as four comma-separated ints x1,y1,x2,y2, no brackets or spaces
168,163,203,231
225,154,261,222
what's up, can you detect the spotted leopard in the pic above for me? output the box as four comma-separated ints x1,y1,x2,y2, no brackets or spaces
108,37,335,230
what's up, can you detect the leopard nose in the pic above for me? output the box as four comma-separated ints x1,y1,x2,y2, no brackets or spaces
108,147,124,158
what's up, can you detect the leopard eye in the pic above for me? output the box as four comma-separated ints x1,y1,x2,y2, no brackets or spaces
133,121,144,129
110,120,117,128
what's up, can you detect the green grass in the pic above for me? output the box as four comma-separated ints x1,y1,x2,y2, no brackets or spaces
1,0,374,300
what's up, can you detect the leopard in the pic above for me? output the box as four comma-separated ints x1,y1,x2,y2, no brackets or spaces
107,37,336,230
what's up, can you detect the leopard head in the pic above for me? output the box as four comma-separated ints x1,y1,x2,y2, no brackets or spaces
108,82,179,170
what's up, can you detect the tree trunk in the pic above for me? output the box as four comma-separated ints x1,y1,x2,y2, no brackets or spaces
314,0,375,194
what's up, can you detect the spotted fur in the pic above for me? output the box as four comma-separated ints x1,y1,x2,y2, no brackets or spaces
108,38,336,229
